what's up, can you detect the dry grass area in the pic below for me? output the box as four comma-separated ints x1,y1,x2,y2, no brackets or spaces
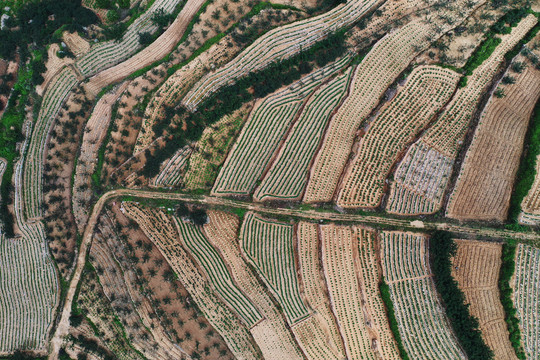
451,240,517,360
320,224,400,359
123,203,261,359
43,85,94,278
447,51,540,222
336,65,460,208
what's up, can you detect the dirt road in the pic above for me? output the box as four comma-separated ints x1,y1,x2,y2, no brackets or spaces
48,188,540,358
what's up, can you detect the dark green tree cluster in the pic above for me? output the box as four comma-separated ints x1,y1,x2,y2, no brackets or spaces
379,280,409,360
429,231,494,360
143,30,348,177
499,243,526,358
0,0,98,61
176,203,208,225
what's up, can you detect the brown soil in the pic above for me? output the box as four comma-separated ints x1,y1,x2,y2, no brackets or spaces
103,202,236,359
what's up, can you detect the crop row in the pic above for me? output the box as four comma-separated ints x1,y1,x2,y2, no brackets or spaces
203,210,305,359
336,65,460,208
254,66,353,202
294,222,346,359
123,203,260,359
387,14,538,215
76,0,183,77
447,51,540,222
380,231,465,360
23,67,78,220
303,21,437,203
303,0,486,204
173,215,262,327
212,56,349,196
152,146,192,187
240,213,309,324
181,0,379,109
320,224,400,359
512,244,540,360
451,240,516,359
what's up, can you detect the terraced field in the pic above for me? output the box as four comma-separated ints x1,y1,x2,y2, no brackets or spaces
387,15,538,215
240,212,309,324
254,66,353,201
212,56,350,196
451,240,517,359
380,231,465,359
182,0,381,109
337,65,461,208
512,244,540,359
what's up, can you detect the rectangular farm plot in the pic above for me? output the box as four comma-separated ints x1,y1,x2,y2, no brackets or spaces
337,65,460,208
240,212,310,324
173,216,262,327
447,52,540,221
512,244,540,359
451,240,517,360
203,211,305,359
254,67,353,202
212,57,349,196
295,222,347,359
320,224,400,359
380,231,465,360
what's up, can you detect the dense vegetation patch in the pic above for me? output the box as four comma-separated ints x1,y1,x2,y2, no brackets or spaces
499,243,526,359
379,280,410,360
508,99,540,222
429,231,494,360
143,30,348,177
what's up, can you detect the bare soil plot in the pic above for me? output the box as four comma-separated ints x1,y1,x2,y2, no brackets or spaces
452,240,517,359
62,31,91,57
35,44,74,96
447,52,540,222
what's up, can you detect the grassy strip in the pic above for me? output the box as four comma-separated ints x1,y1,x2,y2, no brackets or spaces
430,231,494,360
379,280,410,360
499,243,526,359
508,98,540,223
